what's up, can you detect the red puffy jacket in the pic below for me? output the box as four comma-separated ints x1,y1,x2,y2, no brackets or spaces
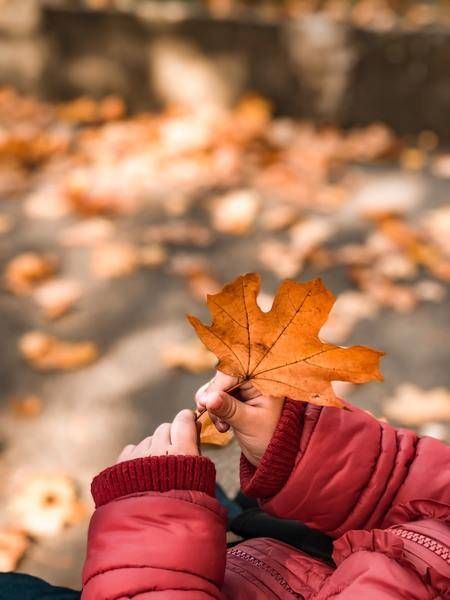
82,401,450,599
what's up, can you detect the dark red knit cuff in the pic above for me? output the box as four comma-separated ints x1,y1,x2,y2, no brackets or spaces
240,399,305,499
92,455,216,507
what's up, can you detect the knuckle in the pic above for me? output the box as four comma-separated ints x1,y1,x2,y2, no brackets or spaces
154,422,169,434
221,397,237,421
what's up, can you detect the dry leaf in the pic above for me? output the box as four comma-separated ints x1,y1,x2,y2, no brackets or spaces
170,254,221,299
65,171,138,216
414,279,446,303
431,154,450,179
59,218,115,247
4,252,58,295
352,268,418,313
320,291,379,344
58,95,124,124
11,474,87,537
19,331,98,371
421,206,450,257
189,273,384,407
24,187,71,220
400,148,426,171
162,339,216,373
0,529,29,572
211,189,260,235
383,384,450,425
259,204,298,232
91,242,139,279
199,413,233,446
289,218,335,256
258,240,303,279
138,244,167,268
9,394,43,418
33,279,82,319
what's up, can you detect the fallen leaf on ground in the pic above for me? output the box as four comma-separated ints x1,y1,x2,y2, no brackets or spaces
199,413,233,446
400,148,426,171
383,384,450,425
138,244,168,268
19,332,98,371
170,254,221,299
259,204,298,231
90,242,139,279
9,394,43,418
351,268,418,313
189,273,384,407
32,279,82,319
320,291,379,344
57,95,125,124
431,154,450,179
414,279,447,303
24,187,71,220
0,529,29,572
59,218,115,247
289,217,335,259
11,474,87,537
161,339,216,373
4,252,58,295
421,206,450,257
210,189,260,235
258,240,303,279
65,171,138,216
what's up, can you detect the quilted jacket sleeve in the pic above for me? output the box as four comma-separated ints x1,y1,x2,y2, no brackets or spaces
241,399,450,538
82,456,227,599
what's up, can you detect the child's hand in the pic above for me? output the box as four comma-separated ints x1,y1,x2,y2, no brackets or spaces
195,371,284,467
117,409,200,463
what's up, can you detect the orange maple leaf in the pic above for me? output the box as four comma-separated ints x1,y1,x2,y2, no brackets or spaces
189,273,384,408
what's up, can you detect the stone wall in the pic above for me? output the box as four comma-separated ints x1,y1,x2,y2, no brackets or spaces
1,1,449,138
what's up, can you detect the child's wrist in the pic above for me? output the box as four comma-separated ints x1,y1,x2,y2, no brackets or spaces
240,399,306,498
92,455,216,508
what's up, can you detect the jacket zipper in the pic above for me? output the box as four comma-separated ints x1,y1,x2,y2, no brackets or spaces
228,547,303,598
390,527,450,564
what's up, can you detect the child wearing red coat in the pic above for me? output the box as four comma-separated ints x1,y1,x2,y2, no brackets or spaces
82,371,450,599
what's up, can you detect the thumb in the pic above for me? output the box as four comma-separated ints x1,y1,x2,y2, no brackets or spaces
204,390,249,429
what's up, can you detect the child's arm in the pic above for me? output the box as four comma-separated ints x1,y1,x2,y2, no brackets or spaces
81,410,226,599
197,372,450,538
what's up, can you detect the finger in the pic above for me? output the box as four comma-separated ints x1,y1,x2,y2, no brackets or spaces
117,444,135,463
208,412,230,433
209,371,260,403
133,435,153,457
204,390,251,429
151,422,171,454
208,371,240,394
170,409,199,455
195,381,211,410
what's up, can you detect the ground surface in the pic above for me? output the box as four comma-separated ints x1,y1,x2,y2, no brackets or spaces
0,95,449,588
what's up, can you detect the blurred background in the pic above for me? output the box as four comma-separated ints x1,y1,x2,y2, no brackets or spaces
0,0,449,589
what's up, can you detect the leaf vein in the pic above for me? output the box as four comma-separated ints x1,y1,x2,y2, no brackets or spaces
249,287,313,376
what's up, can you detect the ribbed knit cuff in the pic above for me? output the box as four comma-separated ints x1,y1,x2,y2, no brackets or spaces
92,455,216,507
240,399,305,499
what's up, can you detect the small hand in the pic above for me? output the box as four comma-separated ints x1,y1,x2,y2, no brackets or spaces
117,409,200,463
196,371,284,467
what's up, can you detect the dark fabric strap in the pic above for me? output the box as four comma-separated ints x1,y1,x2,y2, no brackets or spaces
230,508,334,563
